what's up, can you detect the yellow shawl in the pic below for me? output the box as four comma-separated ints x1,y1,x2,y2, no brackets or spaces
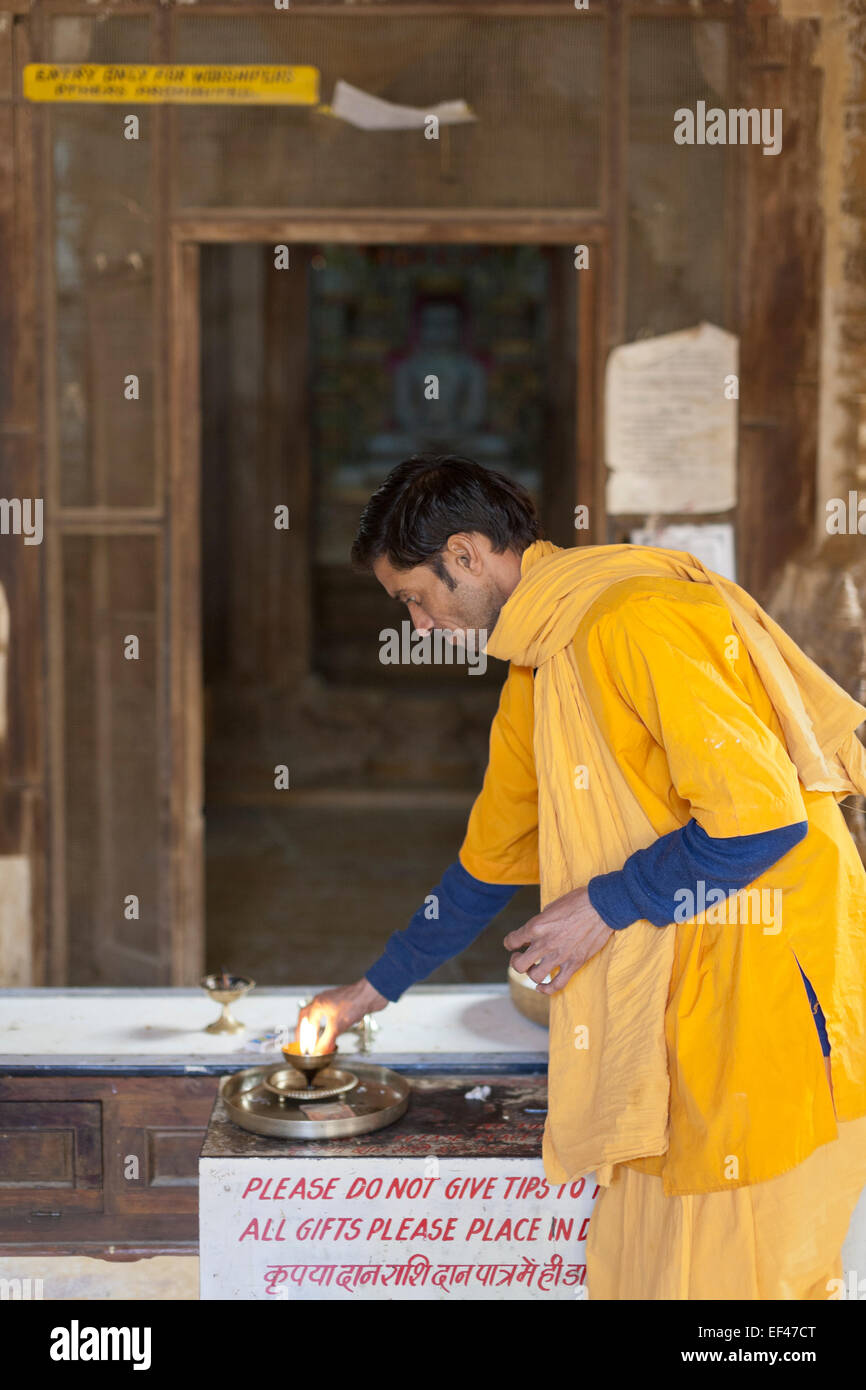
486,541,866,1183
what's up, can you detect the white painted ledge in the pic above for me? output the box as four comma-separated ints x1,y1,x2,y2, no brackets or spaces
0,984,548,1068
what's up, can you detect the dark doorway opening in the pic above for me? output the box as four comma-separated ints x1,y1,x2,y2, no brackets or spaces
199,242,578,984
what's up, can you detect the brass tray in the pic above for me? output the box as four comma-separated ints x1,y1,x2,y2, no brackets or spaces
220,1061,411,1140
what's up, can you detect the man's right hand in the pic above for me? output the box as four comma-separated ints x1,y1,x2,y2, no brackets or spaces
296,978,388,1053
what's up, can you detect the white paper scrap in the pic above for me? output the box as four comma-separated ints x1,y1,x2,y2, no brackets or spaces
327,79,476,131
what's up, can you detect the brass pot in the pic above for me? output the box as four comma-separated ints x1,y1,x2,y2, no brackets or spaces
507,964,550,1029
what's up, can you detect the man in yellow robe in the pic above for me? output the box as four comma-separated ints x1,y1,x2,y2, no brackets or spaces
301,455,866,1300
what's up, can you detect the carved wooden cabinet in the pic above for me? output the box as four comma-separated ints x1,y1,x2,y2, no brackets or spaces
0,1073,220,1255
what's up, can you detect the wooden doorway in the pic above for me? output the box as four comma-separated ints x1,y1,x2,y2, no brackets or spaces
169,215,606,983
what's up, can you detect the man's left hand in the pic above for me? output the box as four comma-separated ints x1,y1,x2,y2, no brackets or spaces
504,886,614,995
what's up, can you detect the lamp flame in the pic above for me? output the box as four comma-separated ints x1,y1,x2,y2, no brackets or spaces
298,1016,320,1056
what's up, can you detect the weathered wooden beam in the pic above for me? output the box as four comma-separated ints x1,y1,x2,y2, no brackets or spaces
0,10,45,984
171,212,608,244
736,13,822,601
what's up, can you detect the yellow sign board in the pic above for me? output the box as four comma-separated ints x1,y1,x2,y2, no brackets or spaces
23,64,320,105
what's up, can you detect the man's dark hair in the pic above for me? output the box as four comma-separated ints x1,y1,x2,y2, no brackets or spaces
351,454,541,579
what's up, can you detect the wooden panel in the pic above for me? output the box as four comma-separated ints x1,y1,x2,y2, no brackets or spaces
201,243,312,689
625,16,732,341
61,533,166,984
174,213,603,245
0,15,12,104
542,247,578,547
0,117,23,424
35,13,171,987
169,13,604,212
604,0,626,350
263,245,311,686
147,1130,202,1188
0,1130,73,1186
0,437,43,827
168,238,205,986
0,1099,102,1208
221,244,265,686
199,241,231,690
52,107,155,509
577,243,602,546
0,1074,219,1252
736,15,822,602
104,1074,216,1216
0,13,44,987
42,3,154,512
0,26,36,427
30,1,739,12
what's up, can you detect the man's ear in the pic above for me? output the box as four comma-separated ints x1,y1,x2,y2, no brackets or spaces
447,532,484,574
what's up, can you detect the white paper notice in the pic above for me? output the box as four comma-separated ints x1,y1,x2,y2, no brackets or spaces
630,522,736,581
329,80,476,131
605,322,738,514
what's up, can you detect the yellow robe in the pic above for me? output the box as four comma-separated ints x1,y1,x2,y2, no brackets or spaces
460,540,866,1297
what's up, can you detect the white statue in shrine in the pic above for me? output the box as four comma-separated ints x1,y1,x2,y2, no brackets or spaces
365,300,509,470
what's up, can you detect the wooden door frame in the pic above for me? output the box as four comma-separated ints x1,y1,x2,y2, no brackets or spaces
167,210,609,981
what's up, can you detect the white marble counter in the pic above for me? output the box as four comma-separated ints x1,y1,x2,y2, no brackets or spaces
0,985,548,1072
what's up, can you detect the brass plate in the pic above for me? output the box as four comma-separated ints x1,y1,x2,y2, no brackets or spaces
220,1062,411,1140
263,1066,359,1104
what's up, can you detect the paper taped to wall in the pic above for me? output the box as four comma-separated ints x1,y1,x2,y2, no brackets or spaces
630,522,736,581
327,79,476,131
605,322,738,514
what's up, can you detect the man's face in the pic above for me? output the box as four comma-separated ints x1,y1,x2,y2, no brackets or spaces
372,534,518,646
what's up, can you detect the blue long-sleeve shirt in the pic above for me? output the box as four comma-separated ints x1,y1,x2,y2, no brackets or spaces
364,818,830,1055
585,819,807,929
365,860,516,1003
